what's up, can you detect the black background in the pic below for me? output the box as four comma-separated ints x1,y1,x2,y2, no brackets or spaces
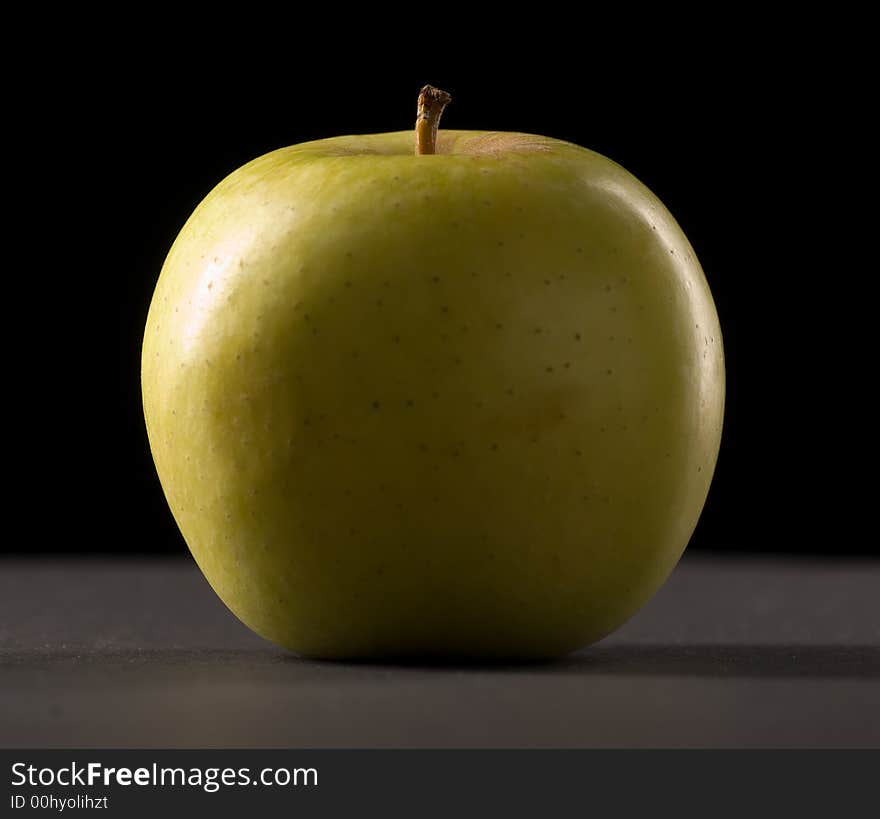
12,31,865,558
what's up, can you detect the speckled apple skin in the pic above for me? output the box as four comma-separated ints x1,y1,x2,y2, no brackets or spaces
142,131,724,659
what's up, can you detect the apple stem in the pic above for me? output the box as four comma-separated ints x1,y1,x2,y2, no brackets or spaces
415,85,452,155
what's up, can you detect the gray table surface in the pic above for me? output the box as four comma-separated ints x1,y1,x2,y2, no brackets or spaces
1,555,878,748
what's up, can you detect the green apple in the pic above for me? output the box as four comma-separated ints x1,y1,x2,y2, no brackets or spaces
142,87,724,659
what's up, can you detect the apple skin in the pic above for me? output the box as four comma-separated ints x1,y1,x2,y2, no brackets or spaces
142,130,724,659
